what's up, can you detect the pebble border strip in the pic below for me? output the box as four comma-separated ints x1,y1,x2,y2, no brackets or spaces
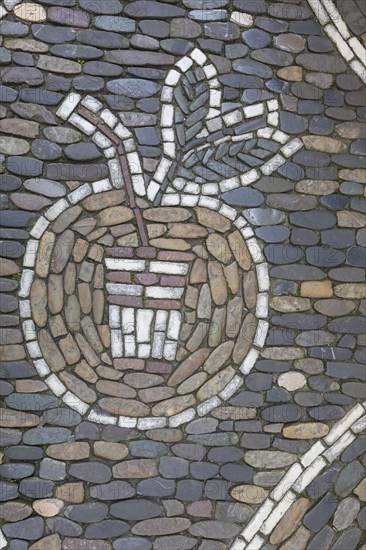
15,47,296,430
230,401,366,549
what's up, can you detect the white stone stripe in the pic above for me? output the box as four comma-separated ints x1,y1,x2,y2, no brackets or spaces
293,457,327,493
105,259,146,271
320,0,350,39
0,527,7,550
56,92,81,120
301,440,325,467
324,24,354,61
230,403,366,549
241,499,274,542
63,391,89,415
88,409,117,425
260,490,297,535
271,463,303,501
324,403,364,444
323,430,356,462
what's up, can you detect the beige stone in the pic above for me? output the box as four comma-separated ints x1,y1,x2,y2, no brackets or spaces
336,121,366,139
168,223,207,238
14,3,47,22
337,211,366,228
335,283,366,299
147,223,167,238
75,360,98,384
278,372,306,391
0,118,39,138
206,233,232,264
0,259,19,276
208,261,227,305
37,55,82,74
197,366,235,401
224,261,239,293
339,168,366,183
32,499,63,518
139,387,175,403
314,298,355,317
144,207,191,222
60,371,97,403
277,66,303,81
204,341,234,374
29,534,61,550
0,408,40,428
0,345,25,361
30,278,47,327
36,231,55,278
0,136,30,155
149,238,191,251
261,347,305,360
48,274,63,314
283,423,329,440
354,478,366,501
55,482,84,503
228,230,251,270
168,348,209,386
4,38,49,53
296,179,338,195
97,206,134,226
0,502,32,522
177,372,207,395
195,207,231,233
189,258,207,284
270,296,310,312
278,526,311,550
152,394,196,417
113,459,158,479
94,441,129,461
301,280,333,298
78,283,92,314
96,380,136,399
232,313,256,364
243,270,257,309
230,485,268,504
211,406,256,420
16,380,48,393
270,498,310,545
302,135,347,153
117,233,138,247
47,442,90,461
83,190,124,211
244,450,297,469
64,262,76,295
99,397,149,417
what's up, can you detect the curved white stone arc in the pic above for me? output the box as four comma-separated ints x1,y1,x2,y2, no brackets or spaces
18,91,270,428
229,401,366,549
307,0,366,83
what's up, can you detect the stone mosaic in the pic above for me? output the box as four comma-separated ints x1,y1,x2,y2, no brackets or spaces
0,0,365,549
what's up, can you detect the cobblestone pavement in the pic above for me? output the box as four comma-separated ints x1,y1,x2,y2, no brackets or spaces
0,1,365,549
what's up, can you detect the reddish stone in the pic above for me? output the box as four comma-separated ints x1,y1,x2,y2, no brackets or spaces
146,299,182,310
114,359,145,371
106,272,131,283
108,296,143,307
160,275,186,287
135,273,159,285
105,247,134,258
187,500,213,518
136,246,157,258
190,258,208,284
146,361,172,374
110,224,136,238
158,251,195,261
